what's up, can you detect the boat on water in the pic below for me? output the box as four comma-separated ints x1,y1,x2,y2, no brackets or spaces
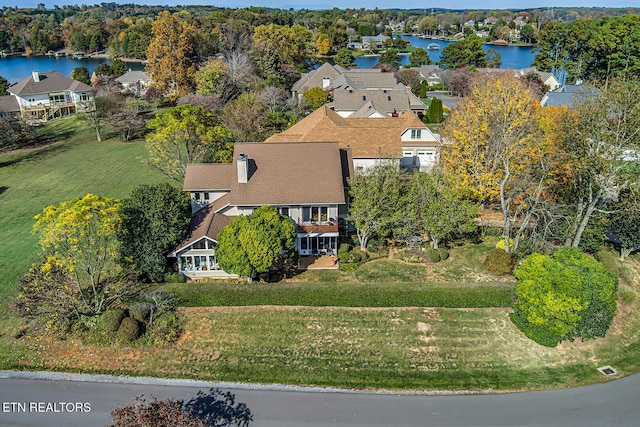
427,43,440,50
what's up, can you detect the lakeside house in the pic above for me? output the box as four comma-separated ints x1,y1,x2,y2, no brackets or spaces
266,105,440,173
0,71,94,122
169,142,350,279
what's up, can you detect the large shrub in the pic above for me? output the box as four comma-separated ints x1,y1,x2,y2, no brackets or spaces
426,248,441,263
116,317,141,343
483,248,513,275
510,248,618,347
98,308,126,333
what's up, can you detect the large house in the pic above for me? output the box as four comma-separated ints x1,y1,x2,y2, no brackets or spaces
292,63,398,100
0,71,94,122
332,87,427,118
266,105,440,173
169,142,350,279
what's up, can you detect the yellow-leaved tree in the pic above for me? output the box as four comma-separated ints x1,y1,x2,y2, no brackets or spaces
146,11,197,100
441,72,560,253
17,194,139,331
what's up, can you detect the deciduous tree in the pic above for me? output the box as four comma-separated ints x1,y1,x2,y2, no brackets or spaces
145,104,234,181
17,194,137,329
558,80,640,248
216,206,297,281
146,11,197,99
406,170,478,249
609,188,640,261
441,73,556,253
347,161,405,250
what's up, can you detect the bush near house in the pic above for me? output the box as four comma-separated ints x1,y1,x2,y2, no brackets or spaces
483,248,513,275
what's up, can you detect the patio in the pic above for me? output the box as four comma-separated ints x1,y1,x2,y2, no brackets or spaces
298,255,339,270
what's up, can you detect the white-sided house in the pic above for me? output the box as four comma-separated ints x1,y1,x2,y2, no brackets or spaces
7,71,94,122
169,142,349,279
115,70,151,96
266,105,440,173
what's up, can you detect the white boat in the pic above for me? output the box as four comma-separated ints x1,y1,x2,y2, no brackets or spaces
427,43,440,50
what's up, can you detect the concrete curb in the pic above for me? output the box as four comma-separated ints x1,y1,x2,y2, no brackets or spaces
0,370,488,395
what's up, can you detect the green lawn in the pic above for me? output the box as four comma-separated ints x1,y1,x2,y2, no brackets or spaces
1,119,639,392
0,116,168,300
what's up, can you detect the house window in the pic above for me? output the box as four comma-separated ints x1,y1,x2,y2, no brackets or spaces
49,93,65,104
300,237,308,250
203,193,210,201
194,192,201,200
79,93,90,101
193,240,207,249
279,207,289,216
411,129,422,139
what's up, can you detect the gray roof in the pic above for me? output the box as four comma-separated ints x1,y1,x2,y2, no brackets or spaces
0,95,19,113
9,71,92,96
541,85,600,108
292,64,398,95
333,88,426,115
115,70,150,85
170,204,234,255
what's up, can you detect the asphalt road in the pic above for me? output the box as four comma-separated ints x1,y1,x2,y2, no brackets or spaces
0,371,638,426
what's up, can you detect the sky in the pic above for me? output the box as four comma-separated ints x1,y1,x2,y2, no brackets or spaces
2,1,638,11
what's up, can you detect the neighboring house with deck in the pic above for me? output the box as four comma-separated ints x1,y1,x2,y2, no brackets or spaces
266,105,440,173
169,142,350,279
2,71,94,122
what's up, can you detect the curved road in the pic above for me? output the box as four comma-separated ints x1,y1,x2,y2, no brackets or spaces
0,371,638,426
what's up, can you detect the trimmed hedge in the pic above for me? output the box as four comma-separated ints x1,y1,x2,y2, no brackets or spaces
162,282,515,308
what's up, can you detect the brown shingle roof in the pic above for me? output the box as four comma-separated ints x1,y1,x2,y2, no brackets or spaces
170,204,234,255
183,163,233,191
228,142,345,205
9,71,92,96
266,105,435,158
182,142,346,206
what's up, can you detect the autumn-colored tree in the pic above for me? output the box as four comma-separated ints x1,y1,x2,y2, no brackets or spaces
146,11,197,99
316,33,332,56
252,24,315,78
302,87,329,110
441,73,557,253
145,105,234,181
220,91,268,142
16,194,138,330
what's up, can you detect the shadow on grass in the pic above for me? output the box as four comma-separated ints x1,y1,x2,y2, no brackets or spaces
0,141,70,168
0,186,7,195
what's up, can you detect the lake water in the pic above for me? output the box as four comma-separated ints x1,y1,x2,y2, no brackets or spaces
355,35,537,69
0,55,145,84
0,35,537,84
